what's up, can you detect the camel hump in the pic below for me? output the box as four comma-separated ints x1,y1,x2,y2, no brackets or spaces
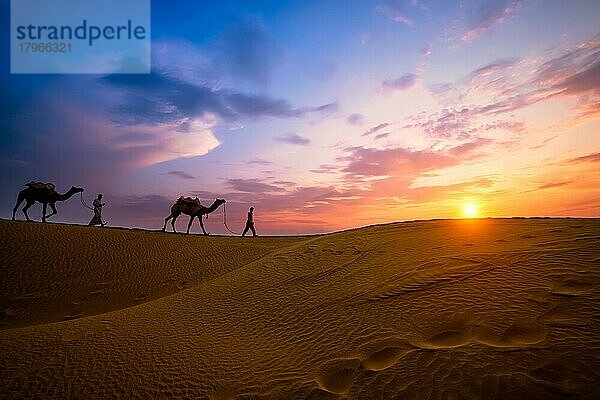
176,196,202,207
26,181,56,191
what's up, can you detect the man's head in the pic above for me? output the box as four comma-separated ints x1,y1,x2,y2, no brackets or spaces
98,194,103,199
250,207,254,212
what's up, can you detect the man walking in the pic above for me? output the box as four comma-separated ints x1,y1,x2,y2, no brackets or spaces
242,207,258,237
88,193,106,227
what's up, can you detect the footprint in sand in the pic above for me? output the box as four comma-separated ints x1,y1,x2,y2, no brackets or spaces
473,319,546,347
539,301,587,326
360,337,416,371
550,275,597,296
418,327,472,349
315,358,361,394
411,312,474,349
502,319,547,345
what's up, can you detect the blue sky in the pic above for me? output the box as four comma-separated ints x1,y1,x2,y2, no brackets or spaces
1,0,599,233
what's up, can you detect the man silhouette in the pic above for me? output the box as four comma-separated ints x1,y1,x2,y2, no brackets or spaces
88,193,106,227
242,207,258,237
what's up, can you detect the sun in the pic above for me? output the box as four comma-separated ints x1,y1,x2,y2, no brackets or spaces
463,202,478,218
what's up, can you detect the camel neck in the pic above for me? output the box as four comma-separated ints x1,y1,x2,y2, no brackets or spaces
206,201,220,212
57,189,76,201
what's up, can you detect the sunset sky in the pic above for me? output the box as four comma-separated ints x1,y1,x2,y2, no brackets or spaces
1,0,599,234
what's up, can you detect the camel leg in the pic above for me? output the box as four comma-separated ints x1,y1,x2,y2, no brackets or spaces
162,214,173,232
12,192,25,221
45,203,58,220
163,210,180,232
199,215,208,235
22,200,35,221
186,215,195,234
42,203,48,222
171,214,179,233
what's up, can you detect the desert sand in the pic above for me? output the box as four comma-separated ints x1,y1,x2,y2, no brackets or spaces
1,218,599,399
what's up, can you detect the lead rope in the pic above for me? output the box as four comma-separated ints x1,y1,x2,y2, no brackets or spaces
223,203,241,235
80,192,94,210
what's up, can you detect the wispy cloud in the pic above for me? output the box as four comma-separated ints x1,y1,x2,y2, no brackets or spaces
568,152,600,164
538,180,573,190
246,158,273,165
227,178,285,193
462,0,524,42
341,137,491,178
310,164,339,174
168,170,196,180
462,58,519,85
382,73,419,91
376,0,420,27
275,133,311,146
362,122,390,136
423,37,600,137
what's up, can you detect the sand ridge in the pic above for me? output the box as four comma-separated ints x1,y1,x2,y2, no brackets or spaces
1,218,599,399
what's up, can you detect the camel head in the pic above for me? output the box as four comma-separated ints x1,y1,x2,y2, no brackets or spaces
70,186,85,194
199,198,226,215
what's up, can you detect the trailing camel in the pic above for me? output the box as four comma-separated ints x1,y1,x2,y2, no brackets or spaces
162,197,226,235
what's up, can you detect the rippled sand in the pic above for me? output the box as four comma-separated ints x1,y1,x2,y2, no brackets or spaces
1,218,599,399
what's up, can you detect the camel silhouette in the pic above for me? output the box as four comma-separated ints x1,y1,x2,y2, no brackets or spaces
162,197,226,235
12,182,84,222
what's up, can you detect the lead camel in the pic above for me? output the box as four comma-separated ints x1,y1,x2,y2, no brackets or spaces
12,182,84,222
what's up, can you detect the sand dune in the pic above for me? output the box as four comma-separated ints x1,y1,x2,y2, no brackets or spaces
1,218,599,399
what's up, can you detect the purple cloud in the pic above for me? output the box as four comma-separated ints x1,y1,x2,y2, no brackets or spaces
362,122,390,136
275,133,311,146
168,170,196,180
347,113,365,126
382,73,418,91
246,158,272,165
310,102,339,114
227,178,285,193
463,58,519,84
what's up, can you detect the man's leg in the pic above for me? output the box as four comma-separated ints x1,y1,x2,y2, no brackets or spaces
242,224,249,236
251,224,257,237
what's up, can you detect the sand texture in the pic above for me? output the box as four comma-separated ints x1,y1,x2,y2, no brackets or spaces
1,218,599,399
